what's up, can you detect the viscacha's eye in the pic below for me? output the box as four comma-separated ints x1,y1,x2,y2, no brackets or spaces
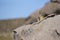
13,31,17,33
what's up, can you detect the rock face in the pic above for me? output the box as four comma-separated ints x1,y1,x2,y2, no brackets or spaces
13,15,60,40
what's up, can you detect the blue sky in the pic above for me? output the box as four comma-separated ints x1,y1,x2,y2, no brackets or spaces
0,0,49,20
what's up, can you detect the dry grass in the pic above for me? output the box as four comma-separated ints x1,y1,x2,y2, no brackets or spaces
0,18,26,33
0,32,12,40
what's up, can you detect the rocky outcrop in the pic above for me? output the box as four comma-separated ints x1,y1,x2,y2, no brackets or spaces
13,15,60,40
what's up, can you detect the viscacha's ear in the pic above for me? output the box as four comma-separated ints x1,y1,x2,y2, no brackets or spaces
13,31,17,33
50,0,58,3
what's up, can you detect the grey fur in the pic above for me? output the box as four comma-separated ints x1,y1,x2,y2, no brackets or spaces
13,15,60,40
